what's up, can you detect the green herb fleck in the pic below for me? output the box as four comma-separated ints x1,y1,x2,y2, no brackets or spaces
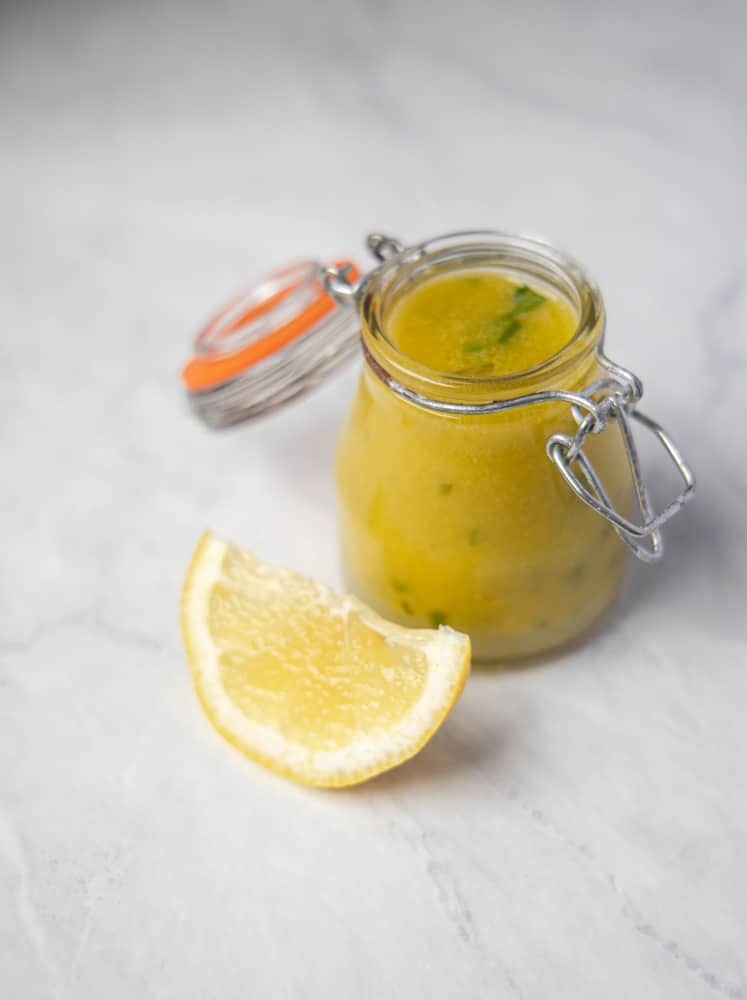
391,578,409,593
439,483,454,496
512,285,546,314
467,527,482,546
401,599,414,615
463,340,488,354
462,283,546,355
428,610,448,628
464,275,483,287
496,318,521,344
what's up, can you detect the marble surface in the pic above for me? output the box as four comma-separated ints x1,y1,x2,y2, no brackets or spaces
2,1,746,997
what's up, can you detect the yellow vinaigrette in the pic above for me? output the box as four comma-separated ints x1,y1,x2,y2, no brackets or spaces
389,270,577,376
337,266,631,661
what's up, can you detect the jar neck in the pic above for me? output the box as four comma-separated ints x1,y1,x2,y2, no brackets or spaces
357,231,605,404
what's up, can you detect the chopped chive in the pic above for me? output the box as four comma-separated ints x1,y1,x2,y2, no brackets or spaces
462,283,546,355
512,285,546,313
497,318,521,344
391,578,409,593
428,610,448,628
401,599,414,615
493,286,546,343
439,483,454,496
463,340,488,354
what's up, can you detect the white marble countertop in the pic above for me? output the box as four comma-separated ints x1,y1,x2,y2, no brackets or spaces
2,1,746,997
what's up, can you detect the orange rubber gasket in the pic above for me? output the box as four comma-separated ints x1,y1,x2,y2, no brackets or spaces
182,260,360,392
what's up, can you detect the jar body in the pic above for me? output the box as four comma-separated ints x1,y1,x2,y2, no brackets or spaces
336,356,631,661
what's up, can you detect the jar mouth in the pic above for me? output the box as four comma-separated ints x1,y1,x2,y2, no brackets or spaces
358,230,605,402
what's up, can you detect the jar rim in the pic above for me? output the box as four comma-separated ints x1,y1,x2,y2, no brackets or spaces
358,230,605,402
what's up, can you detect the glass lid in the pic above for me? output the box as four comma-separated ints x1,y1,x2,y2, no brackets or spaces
182,258,361,428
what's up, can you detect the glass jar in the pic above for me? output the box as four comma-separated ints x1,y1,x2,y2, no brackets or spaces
182,230,694,663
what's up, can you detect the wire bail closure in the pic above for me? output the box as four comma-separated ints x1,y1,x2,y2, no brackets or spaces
327,232,695,564
545,355,695,562
321,234,405,303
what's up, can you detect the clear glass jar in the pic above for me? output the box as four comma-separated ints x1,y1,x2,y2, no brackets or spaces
337,233,633,662
183,231,694,664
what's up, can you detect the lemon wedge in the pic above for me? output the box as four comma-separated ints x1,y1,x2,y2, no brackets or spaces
180,532,470,787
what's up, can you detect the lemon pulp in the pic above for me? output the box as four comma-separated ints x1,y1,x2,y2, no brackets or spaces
181,532,470,786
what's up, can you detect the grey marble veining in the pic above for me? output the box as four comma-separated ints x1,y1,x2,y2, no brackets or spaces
1,1,746,997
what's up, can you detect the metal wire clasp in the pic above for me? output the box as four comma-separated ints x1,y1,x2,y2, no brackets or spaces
322,262,360,304
323,233,405,304
546,355,695,563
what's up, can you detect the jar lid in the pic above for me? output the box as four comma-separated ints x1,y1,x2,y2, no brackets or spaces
182,258,361,428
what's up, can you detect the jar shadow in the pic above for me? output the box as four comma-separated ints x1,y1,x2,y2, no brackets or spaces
612,482,741,639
